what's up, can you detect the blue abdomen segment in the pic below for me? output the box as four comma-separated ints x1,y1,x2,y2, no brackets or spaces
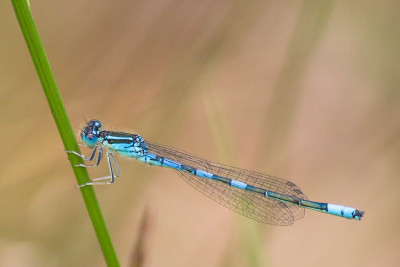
327,204,362,220
264,191,364,220
231,180,248,189
196,169,214,179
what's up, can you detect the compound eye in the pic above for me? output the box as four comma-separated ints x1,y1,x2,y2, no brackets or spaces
91,120,102,131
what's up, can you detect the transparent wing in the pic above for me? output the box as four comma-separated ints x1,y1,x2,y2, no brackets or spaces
147,142,307,226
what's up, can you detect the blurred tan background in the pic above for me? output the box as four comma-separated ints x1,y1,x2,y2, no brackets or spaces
1,0,399,266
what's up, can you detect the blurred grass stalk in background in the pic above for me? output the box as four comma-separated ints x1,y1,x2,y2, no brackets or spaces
10,0,120,266
203,91,267,267
257,0,334,166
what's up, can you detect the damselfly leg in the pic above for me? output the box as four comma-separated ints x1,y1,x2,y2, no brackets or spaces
66,145,101,167
66,146,121,187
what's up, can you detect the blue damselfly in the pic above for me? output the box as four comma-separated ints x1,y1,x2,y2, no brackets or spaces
67,120,364,226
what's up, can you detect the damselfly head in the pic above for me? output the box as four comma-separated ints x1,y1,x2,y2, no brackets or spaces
81,119,102,147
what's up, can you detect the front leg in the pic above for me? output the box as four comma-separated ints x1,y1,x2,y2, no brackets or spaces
66,144,97,161
66,145,103,167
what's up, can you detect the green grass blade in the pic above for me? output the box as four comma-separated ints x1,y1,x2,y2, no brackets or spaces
11,0,120,266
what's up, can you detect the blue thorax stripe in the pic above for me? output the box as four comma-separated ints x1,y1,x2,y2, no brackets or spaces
107,136,134,140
